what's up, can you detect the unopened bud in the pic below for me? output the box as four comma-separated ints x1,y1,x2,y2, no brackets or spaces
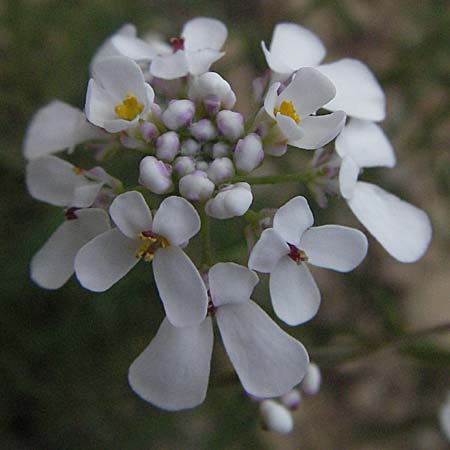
173,156,195,177
162,99,196,130
301,363,321,396
207,157,235,184
189,72,236,110
190,119,217,142
139,156,173,194
180,138,200,156
259,400,293,435
195,160,209,172
120,133,145,149
205,182,252,219
139,121,159,142
155,131,180,162
216,110,244,142
179,171,215,202
264,141,287,157
234,133,264,173
280,389,302,410
212,142,231,159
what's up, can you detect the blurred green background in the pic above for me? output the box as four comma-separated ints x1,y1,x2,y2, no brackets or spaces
1,0,449,449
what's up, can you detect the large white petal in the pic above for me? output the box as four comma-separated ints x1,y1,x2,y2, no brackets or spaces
276,114,304,140
182,17,227,51
152,196,200,246
23,101,102,160
339,156,360,199
439,395,450,442
110,34,157,60
273,196,314,245
31,209,110,289
300,225,368,272
279,67,336,117
209,263,259,307
217,300,309,397
129,317,213,411
153,246,208,327
289,111,346,150
347,182,432,262
71,182,104,208
317,59,386,121
109,191,152,239
248,229,289,274
261,41,293,77
85,79,117,129
335,118,396,168
186,49,224,75
270,256,321,325
75,228,140,292
150,51,189,80
263,82,281,118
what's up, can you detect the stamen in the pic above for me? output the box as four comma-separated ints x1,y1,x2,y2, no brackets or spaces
114,94,144,121
170,37,185,52
274,100,300,124
136,231,169,261
287,243,308,263
72,167,83,175
64,207,80,221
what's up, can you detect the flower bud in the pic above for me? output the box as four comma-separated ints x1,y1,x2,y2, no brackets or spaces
189,72,236,110
120,133,144,149
211,142,231,159
205,182,252,219
259,400,293,435
207,157,235,184
179,171,215,202
162,99,196,130
173,156,195,177
180,138,200,156
301,363,321,396
203,95,221,116
280,389,302,410
264,142,288,157
139,121,159,142
234,133,264,173
139,156,173,194
189,119,217,142
216,110,244,142
195,161,209,172
155,131,180,162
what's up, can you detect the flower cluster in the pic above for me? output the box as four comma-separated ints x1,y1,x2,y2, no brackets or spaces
24,17,432,431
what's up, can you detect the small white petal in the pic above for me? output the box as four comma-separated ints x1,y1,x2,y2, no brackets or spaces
248,229,289,273
209,263,259,307
217,300,309,398
439,396,450,442
300,225,368,272
335,118,396,168
273,196,314,245
71,182,104,208
186,49,224,75
301,362,322,396
263,82,280,118
261,41,293,77
347,182,432,262
150,51,189,79
339,156,360,199
85,79,117,129
276,114,304,140
259,400,294,434
109,191,152,239
317,59,386,121
152,196,200,246
31,209,110,289
75,228,140,292
153,246,208,327
129,317,213,411
111,34,157,60
182,17,227,51
289,111,346,150
270,256,321,325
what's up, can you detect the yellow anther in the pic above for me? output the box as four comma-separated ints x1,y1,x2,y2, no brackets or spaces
72,167,83,175
274,100,300,124
135,233,169,261
114,93,144,121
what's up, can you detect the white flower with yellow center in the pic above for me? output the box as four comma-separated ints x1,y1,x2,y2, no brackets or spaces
85,56,154,133
263,67,346,150
74,191,207,327
249,196,368,325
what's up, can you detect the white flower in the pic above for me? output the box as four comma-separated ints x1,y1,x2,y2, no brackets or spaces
85,56,154,133
439,392,450,443
259,400,294,434
249,196,368,325
205,183,253,219
75,192,207,327
23,101,103,160
111,17,227,80
128,263,309,410
336,118,432,262
262,23,386,122
264,68,346,150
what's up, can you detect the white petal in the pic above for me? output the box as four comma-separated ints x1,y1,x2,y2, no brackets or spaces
270,256,321,325
335,118,396,168
289,111,346,150
347,182,432,262
153,246,208,327
84,79,117,129
273,196,314,245
217,300,309,398
317,59,386,121
75,228,140,292
279,67,336,117
300,225,368,272
339,156,360,199
261,40,292,76
439,396,450,442
129,317,213,411
186,49,224,75
263,82,281,118
71,182,104,208
276,114,304,140
152,196,200,246
209,263,259,307
248,229,289,273
150,52,189,80
182,17,227,51
109,191,152,239
31,209,110,289
23,101,102,160
110,35,157,60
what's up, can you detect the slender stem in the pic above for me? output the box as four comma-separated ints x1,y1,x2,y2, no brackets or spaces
198,205,213,267
230,171,315,186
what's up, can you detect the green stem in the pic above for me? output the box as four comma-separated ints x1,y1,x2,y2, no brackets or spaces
230,171,315,186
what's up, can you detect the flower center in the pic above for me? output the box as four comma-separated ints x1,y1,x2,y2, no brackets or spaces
136,230,169,262
170,37,185,52
274,100,300,124
287,243,308,264
64,207,80,221
114,94,144,121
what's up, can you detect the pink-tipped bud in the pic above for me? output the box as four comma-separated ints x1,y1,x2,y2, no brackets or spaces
212,142,231,159
259,400,293,435
162,99,196,130
216,110,244,142
189,119,217,142
189,72,236,110
205,182,252,219
264,142,288,157
234,133,264,173
204,94,222,116
180,138,200,156
155,131,180,162
179,171,215,202
173,156,196,177
139,121,159,142
301,363,322,396
280,389,302,410
207,157,235,184
139,156,173,194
